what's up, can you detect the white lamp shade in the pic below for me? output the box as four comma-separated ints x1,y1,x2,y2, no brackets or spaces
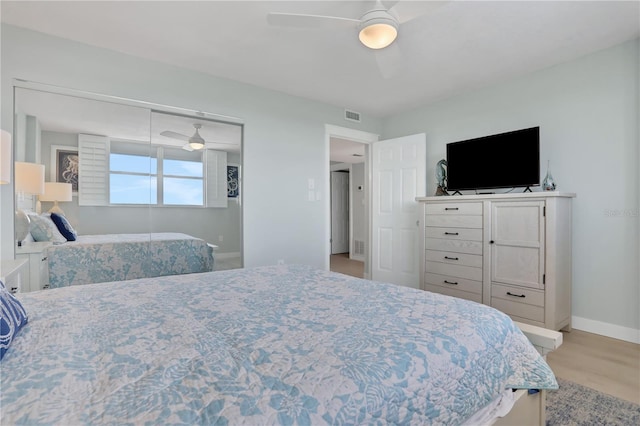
39,182,73,202
15,162,45,195
0,130,11,184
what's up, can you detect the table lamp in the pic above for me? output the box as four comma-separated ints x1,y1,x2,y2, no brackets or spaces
15,161,45,246
39,182,73,215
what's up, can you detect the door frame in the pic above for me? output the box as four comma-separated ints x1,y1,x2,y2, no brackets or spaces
324,124,379,277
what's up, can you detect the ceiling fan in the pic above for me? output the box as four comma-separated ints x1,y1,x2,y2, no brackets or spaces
267,1,446,77
160,123,235,152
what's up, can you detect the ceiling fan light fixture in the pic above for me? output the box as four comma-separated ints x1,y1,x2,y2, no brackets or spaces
358,14,398,50
189,140,205,150
189,125,206,150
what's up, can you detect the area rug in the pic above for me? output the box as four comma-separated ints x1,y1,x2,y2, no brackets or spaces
546,378,640,425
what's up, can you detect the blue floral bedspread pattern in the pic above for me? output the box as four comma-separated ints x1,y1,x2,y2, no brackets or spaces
1,265,557,425
45,232,214,288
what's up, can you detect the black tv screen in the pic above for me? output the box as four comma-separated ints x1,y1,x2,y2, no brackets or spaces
446,127,540,192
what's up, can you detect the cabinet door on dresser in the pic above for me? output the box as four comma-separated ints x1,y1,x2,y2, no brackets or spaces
423,202,484,303
489,201,546,326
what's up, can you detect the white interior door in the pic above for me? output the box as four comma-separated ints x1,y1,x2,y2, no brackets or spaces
371,134,426,288
331,171,349,254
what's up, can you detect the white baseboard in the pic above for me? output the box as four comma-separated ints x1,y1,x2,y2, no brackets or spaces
215,252,241,260
572,316,640,344
349,254,365,262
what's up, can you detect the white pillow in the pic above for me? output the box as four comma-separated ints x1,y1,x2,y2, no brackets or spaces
28,213,67,244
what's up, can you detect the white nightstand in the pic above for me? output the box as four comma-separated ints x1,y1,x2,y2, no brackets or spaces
15,241,53,292
0,258,29,294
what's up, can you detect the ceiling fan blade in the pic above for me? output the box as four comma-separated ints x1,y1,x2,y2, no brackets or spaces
160,130,190,142
267,12,359,29
388,0,448,24
375,41,404,79
205,141,238,146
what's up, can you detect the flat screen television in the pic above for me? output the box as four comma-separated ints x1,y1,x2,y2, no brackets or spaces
446,127,540,192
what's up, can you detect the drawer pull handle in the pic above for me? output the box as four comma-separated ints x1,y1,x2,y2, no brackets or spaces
506,292,526,298
444,280,458,285
42,257,47,261
445,207,459,211
444,232,459,236
444,256,459,261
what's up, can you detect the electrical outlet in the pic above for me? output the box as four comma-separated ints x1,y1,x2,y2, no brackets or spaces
218,235,224,242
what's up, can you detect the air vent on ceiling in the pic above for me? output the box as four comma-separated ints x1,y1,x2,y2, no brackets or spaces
344,109,361,123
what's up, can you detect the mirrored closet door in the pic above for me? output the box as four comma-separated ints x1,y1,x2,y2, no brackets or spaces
14,86,243,292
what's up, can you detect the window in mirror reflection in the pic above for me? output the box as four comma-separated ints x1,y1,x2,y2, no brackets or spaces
163,150,204,206
109,141,204,206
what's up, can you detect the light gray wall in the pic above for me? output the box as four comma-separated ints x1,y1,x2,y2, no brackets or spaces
382,39,640,335
0,24,382,265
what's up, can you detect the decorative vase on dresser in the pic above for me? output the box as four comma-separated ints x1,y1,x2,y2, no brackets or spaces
416,192,575,331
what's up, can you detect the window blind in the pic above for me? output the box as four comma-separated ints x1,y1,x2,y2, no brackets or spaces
78,134,110,206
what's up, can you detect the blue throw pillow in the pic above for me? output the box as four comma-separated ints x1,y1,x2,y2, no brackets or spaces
28,213,67,244
50,213,77,241
0,280,29,361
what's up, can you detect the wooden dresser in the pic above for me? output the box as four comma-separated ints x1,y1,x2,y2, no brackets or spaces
417,192,575,331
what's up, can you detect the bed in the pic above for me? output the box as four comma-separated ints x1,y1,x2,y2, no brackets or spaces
45,232,215,288
0,265,558,425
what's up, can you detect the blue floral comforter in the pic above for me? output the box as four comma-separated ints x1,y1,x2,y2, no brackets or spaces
45,232,214,288
1,265,557,425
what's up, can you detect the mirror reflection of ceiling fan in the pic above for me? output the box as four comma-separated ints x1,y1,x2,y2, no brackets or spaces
160,123,236,151
267,1,447,78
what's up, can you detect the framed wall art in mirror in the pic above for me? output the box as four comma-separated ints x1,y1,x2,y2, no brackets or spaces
51,145,79,194
227,164,239,198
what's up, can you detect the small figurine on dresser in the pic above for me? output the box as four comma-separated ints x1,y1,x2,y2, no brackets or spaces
435,159,449,196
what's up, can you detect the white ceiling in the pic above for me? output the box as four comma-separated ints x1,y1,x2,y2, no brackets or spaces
3,1,638,163
330,137,367,163
2,1,638,119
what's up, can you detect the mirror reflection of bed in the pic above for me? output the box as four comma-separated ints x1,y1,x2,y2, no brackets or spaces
13,86,243,290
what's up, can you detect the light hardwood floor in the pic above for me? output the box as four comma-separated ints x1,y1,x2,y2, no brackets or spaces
330,253,364,278
547,329,640,404
330,255,640,405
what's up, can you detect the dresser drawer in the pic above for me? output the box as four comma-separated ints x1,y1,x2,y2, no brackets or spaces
425,261,482,281
425,284,482,304
425,215,483,228
425,238,482,255
425,202,482,215
491,283,544,307
491,298,545,323
425,272,482,295
425,250,482,268
425,227,483,241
